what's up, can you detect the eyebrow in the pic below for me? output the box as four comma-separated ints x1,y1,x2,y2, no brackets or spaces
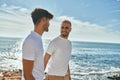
61,26,69,28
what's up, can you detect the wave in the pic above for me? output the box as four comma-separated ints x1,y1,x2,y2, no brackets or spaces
70,66,120,80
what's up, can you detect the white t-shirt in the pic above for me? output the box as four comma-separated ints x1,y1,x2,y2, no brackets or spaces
22,31,44,80
46,36,72,76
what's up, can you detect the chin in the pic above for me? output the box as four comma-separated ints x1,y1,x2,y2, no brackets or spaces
45,29,49,32
45,30,49,32
61,34,68,37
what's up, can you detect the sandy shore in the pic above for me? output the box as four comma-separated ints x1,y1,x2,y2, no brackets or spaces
0,69,120,80
0,69,22,80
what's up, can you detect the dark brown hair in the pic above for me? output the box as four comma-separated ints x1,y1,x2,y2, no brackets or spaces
31,8,53,25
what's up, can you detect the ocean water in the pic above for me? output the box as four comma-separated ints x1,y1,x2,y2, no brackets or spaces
0,37,22,71
0,37,120,80
70,41,120,80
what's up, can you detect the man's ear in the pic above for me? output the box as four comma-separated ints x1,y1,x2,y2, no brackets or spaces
41,17,46,23
69,27,72,32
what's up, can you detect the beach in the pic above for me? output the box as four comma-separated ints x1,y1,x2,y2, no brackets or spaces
0,70,22,80
0,37,120,80
0,71,120,80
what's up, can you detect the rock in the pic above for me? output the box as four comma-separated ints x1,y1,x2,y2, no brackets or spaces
107,75,120,80
0,70,22,80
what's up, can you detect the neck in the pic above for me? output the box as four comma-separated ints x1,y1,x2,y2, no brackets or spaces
60,35,68,39
34,30,44,36
34,25,44,36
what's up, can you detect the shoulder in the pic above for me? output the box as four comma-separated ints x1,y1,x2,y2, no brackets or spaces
47,37,59,47
68,40,72,46
23,35,36,46
50,37,59,43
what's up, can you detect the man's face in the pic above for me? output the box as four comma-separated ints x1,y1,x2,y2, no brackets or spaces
60,22,71,37
43,18,50,32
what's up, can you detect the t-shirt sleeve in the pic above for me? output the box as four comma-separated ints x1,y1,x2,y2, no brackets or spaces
46,41,55,55
22,39,35,60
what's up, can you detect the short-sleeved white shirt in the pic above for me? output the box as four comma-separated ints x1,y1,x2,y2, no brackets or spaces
46,36,72,76
22,31,44,80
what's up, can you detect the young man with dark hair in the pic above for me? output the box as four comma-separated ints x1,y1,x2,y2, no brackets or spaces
22,8,53,80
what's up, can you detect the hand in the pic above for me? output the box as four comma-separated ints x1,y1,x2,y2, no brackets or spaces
44,73,49,80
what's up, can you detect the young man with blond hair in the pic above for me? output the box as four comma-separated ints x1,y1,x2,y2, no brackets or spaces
44,20,72,80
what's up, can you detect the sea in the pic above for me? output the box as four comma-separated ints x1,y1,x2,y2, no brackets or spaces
0,37,120,80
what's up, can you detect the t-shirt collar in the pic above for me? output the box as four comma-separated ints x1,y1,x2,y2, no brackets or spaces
59,36,68,41
31,31,41,38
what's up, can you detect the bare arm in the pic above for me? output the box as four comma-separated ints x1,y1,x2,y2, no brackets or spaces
44,53,51,70
23,59,35,80
68,64,71,80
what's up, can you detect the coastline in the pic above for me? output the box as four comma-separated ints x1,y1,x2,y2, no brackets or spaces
0,69,22,80
0,37,120,80
0,70,120,80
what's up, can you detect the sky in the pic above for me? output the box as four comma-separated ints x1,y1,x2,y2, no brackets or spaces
0,0,120,43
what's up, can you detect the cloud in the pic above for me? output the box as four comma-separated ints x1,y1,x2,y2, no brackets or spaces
1,3,7,7
44,16,120,43
0,4,120,43
104,19,120,31
0,3,29,15
0,3,33,37
19,8,28,12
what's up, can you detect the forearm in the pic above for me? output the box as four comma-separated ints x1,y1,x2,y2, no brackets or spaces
44,53,51,70
23,59,35,80
68,65,71,80
24,73,35,80
44,60,48,70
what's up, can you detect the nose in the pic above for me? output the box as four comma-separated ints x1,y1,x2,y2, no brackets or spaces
62,28,66,32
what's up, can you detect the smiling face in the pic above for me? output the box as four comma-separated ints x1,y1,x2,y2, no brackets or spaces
60,21,71,38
